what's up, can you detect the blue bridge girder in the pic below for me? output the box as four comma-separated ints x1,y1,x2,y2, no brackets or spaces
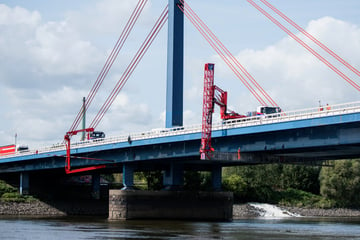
1,102,360,174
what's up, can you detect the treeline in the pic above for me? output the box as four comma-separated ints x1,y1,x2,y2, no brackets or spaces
222,159,360,208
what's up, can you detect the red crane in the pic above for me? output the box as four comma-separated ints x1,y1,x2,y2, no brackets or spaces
64,128,108,174
200,63,244,160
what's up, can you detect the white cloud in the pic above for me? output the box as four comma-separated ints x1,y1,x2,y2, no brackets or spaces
0,4,41,26
232,17,360,111
64,0,152,36
27,20,101,76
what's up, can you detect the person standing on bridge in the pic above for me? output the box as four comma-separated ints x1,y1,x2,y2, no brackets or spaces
326,104,331,111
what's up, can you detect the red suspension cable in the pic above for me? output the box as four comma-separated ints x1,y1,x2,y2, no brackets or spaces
248,0,360,92
89,5,169,129
179,1,278,107
260,0,360,79
68,0,148,133
180,0,278,107
178,3,266,106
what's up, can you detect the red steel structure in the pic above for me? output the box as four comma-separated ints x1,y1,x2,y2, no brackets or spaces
64,128,108,174
200,63,245,160
200,63,215,160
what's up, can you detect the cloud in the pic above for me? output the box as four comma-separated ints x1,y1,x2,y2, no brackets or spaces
0,2,148,147
64,0,152,36
231,17,360,111
0,4,41,26
0,4,106,147
27,20,101,76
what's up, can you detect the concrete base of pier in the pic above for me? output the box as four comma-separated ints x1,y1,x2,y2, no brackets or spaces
109,190,233,221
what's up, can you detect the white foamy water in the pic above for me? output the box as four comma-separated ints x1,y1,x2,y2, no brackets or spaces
249,203,301,218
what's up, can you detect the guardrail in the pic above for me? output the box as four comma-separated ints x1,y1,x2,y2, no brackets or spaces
2,101,360,159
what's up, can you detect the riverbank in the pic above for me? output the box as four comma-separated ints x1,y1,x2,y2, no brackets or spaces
0,201,66,216
233,204,360,218
0,199,107,216
2,200,360,218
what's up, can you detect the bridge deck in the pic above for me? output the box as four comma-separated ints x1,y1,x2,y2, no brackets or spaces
1,101,360,170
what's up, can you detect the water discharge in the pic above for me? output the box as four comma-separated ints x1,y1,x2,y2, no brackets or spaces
249,203,301,218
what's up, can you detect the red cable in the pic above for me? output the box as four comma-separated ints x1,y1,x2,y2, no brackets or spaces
91,7,168,128
248,0,360,92
68,0,148,133
178,2,269,106
69,0,146,132
179,4,267,106
92,8,168,128
91,8,167,128
179,1,278,107
178,5,262,105
181,0,278,107
71,0,147,132
260,0,360,79
84,0,147,113
89,5,169,129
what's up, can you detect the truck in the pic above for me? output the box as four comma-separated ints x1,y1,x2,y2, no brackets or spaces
0,145,16,156
0,144,29,156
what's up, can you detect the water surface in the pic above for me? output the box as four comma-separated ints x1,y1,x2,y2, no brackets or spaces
1,216,360,239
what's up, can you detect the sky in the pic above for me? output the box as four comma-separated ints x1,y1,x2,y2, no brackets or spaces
1,0,360,148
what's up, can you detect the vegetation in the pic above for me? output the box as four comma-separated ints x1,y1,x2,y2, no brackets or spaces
0,180,36,202
221,160,360,208
319,160,360,208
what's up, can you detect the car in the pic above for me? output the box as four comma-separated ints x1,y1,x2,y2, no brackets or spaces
89,131,105,139
17,145,29,152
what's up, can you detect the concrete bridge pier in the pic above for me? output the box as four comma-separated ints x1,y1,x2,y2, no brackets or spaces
212,165,222,191
163,163,184,190
108,163,233,221
19,172,30,195
122,163,134,190
92,173,100,199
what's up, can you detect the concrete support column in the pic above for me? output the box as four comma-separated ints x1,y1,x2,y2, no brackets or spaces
20,172,29,195
212,165,222,191
163,163,184,190
122,164,134,190
92,173,101,199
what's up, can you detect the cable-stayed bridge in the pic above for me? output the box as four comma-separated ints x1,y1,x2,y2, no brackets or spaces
1,0,360,220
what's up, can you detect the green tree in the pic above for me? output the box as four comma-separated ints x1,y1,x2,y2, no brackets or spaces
280,165,321,194
223,164,322,203
320,160,360,207
136,171,163,190
222,174,247,201
184,171,212,191
223,165,282,202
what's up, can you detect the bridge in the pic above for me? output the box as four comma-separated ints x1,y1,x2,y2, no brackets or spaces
1,101,360,188
1,0,360,220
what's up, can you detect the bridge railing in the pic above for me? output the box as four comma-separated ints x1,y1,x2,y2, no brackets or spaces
34,100,360,152
218,101,360,129
2,101,360,159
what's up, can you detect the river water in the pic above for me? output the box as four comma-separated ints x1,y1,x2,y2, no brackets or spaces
1,216,360,240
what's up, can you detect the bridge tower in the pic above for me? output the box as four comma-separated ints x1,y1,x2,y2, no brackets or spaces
166,0,184,128
163,0,185,189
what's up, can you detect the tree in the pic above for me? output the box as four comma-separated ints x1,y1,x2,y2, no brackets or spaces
280,165,321,194
320,160,360,207
222,174,247,201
